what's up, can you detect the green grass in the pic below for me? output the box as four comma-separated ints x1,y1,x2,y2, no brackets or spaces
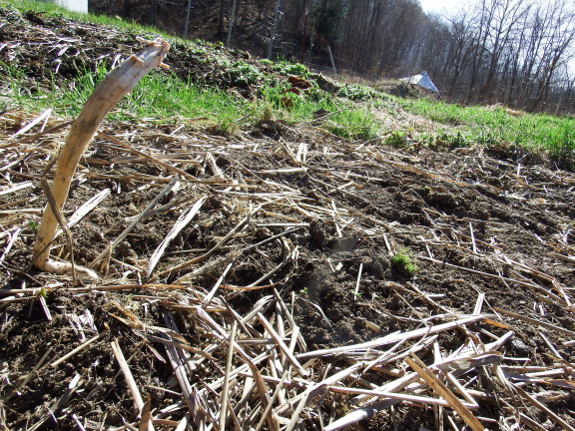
263,86,380,140
396,97,575,160
0,1,382,139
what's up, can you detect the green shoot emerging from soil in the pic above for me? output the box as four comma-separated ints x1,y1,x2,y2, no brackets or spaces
392,247,417,277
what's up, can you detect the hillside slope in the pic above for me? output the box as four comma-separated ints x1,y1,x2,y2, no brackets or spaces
1,5,575,431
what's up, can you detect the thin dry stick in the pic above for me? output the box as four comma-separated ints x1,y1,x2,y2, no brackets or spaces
419,256,565,305
492,306,575,337
323,400,400,431
511,383,575,431
328,386,476,408
38,296,52,321
39,175,79,283
254,368,291,431
11,108,52,138
157,205,260,278
405,354,485,431
353,262,363,299
53,188,111,240
111,339,148,420
297,315,483,359
89,176,179,269
147,195,207,277
257,313,309,377
220,321,238,429
32,39,169,276
0,227,21,264
139,394,152,431
97,131,201,182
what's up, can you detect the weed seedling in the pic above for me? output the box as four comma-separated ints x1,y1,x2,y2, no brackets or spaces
392,247,417,277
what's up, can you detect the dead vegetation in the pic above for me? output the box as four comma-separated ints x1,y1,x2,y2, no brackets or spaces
1,5,575,431
2,101,575,430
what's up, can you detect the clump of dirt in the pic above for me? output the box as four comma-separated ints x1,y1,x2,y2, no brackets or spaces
1,6,575,431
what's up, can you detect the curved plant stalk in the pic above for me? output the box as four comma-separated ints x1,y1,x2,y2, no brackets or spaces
32,39,170,280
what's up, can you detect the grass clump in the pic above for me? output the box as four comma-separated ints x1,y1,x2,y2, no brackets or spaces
392,247,417,277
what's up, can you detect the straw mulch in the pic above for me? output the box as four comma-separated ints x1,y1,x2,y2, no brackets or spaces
0,5,574,430
1,105,574,430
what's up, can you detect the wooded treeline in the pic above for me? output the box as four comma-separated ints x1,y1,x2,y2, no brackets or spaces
90,0,575,114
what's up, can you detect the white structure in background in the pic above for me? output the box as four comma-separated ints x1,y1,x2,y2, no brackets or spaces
51,0,88,13
400,71,439,92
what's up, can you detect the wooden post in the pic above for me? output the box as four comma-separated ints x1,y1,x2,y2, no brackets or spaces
226,0,238,48
300,10,308,65
328,45,337,74
267,0,281,59
184,0,192,39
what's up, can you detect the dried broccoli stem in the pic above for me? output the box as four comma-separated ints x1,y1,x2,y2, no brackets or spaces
32,39,170,279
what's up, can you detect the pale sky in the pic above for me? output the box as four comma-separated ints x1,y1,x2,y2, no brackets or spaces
419,0,462,14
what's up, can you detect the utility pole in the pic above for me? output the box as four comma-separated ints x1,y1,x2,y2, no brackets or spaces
267,0,281,60
184,0,192,39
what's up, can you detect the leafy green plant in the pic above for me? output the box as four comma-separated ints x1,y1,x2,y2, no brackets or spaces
337,84,379,101
228,61,265,85
385,131,407,147
272,61,309,77
392,247,417,276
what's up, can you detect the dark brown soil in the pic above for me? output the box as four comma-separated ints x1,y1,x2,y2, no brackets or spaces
1,5,574,431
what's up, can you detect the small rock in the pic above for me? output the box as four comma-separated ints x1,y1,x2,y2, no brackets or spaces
510,338,529,354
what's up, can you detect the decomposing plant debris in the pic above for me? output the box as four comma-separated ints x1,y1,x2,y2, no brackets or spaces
1,5,575,431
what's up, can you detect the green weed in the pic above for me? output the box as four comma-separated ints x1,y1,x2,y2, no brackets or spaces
228,61,265,85
392,247,417,277
262,86,379,140
273,61,309,77
385,131,408,147
28,220,39,233
337,84,379,102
